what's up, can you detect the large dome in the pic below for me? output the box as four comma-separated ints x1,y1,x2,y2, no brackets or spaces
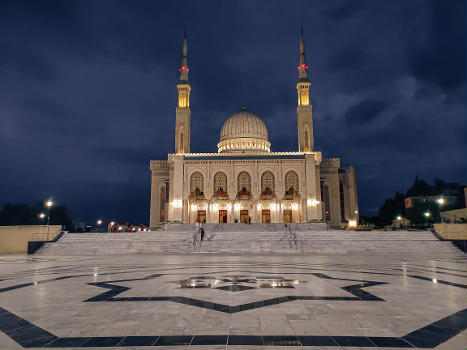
217,107,271,153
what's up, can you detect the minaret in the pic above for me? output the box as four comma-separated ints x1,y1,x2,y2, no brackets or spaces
296,27,314,152
175,31,191,154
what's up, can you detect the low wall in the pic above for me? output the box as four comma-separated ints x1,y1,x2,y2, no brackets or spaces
0,225,62,254
433,223,467,240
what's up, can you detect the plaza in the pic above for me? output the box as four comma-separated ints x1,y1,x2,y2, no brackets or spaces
0,249,465,349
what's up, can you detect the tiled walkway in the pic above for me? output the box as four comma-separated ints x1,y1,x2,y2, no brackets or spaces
0,253,465,349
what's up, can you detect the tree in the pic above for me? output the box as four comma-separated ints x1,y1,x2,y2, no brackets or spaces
0,203,33,225
0,201,72,229
406,201,440,226
377,192,405,227
406,176,433,197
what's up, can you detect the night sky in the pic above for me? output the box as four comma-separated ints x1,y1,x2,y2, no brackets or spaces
1,0,465,224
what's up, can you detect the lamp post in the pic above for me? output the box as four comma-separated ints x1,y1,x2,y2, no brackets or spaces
97,219,103,232
45,200,53,237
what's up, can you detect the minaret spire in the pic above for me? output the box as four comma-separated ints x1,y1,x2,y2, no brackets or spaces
175,30,191,154
298,26,309,82
296,26,313,153
179,30,189,83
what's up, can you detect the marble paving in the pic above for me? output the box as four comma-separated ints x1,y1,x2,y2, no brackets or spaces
0,253,465,349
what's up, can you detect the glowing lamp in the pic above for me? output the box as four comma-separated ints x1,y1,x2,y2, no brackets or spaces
348,220,357,228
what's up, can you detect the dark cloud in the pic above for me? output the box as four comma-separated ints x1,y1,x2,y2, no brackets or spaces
408,0,466,93
344,100,389,124
0,0,465,222
324,0,361,20
327,47,368,71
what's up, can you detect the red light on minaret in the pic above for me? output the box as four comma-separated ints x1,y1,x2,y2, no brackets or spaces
179,66,189,72
297,63,309,70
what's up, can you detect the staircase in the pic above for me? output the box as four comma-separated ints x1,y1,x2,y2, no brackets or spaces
34,224,463,255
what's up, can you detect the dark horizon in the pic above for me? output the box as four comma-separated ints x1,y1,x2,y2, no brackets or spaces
1,0,465,224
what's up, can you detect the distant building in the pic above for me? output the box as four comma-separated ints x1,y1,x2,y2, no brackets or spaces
405,195,458,209
149,31,359,227
441,209,467,224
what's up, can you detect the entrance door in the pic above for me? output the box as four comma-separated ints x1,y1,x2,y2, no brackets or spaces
219,210,227,223
240,210,249,223
262,210,271,223
283,209,292,223
197,210,206,223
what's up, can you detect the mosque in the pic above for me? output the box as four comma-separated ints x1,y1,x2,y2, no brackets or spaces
149,31,359,228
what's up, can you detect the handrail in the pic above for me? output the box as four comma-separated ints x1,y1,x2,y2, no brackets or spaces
284,224,299,249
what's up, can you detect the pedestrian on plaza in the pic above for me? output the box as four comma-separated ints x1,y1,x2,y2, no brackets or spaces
200,222,205,241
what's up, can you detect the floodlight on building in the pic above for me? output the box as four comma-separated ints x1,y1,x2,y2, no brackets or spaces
354,210,358,214
437,198,445,205
307,199,319,207
348,220,357,228
432,278,438,283
396,216,402,221
257,203,261,210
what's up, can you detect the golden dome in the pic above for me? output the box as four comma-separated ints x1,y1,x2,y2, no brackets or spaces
218,107,271,153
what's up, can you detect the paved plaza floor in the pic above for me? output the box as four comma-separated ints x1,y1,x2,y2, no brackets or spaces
0,253,465,349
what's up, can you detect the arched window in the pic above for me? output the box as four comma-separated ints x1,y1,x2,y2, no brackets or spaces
322,184,331,222
190,172,204,197
179,132,184,153
304,125,310,152
160,187,166,222
214,172,227,197
261,171,275,196
237,171,251,196
285,170,299,196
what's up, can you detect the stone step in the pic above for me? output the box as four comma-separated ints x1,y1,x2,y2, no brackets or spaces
35,228,464,255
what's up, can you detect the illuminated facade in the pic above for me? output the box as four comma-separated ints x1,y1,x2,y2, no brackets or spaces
149,31,359,227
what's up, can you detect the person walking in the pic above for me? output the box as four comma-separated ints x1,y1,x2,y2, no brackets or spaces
200,222,205,241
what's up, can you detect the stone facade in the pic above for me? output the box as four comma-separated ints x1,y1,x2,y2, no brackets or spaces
149,32,359,228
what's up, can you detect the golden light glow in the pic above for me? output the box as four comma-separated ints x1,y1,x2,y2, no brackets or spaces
292,203,299,210
297,82,310,106
348,220,357,228
191,204,197,211
177,84,191,108
45,200,53,208
39,213,45,219
307,199,319,207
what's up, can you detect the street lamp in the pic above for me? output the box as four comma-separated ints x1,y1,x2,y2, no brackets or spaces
396,216,402,221
97,220,103,232
44,200,53,226
424,211,430,217
39,213,45,219
437,198,445,205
